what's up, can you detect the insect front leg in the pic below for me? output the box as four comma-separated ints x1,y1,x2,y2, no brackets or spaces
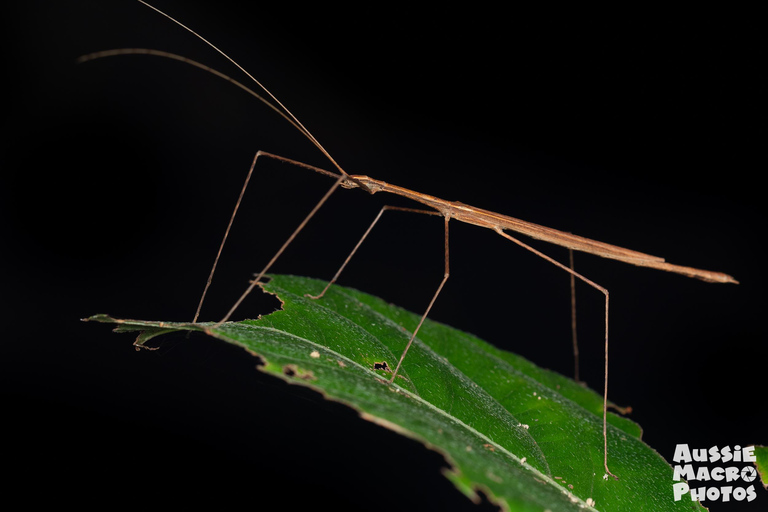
193,150,344,325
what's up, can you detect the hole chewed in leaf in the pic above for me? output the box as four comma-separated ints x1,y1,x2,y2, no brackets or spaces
282,364,316,381
88,275,707,511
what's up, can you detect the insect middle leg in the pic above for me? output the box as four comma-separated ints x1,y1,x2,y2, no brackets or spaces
305,205,450,383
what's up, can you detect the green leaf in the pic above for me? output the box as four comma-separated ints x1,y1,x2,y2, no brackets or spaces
88,274,704,511
755,446,768,490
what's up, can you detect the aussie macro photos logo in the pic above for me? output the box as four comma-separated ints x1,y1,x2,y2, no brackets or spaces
672,444,759,505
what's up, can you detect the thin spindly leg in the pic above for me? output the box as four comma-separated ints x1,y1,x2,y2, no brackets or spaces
306,205,443,300
304,205,450,383
389,216,451,384
192,150,344,325
494,228,617,480
193,150,261,323
569,249,580,383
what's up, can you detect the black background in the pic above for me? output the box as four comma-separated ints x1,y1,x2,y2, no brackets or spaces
3,2,765,510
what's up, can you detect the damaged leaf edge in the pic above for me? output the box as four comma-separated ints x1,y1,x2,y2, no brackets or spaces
753,445,768,489
86,313,599,511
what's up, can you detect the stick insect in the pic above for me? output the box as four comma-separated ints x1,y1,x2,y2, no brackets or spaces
79,0,738,480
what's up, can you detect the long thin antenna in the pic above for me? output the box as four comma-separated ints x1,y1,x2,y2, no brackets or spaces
135,0,347,177
79,2,371,324
77,49,309,139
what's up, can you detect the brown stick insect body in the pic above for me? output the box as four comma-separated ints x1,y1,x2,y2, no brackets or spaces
81,0,738,481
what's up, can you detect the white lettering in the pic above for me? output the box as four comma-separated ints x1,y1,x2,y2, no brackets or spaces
690,486,706,501
673,464,694,481
673,444,691,463
741,466,757,483
695,466,711,481
672,482,689,501
671,444,760,505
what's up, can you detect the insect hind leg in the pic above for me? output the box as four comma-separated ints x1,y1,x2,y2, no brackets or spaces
494,227,617,480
